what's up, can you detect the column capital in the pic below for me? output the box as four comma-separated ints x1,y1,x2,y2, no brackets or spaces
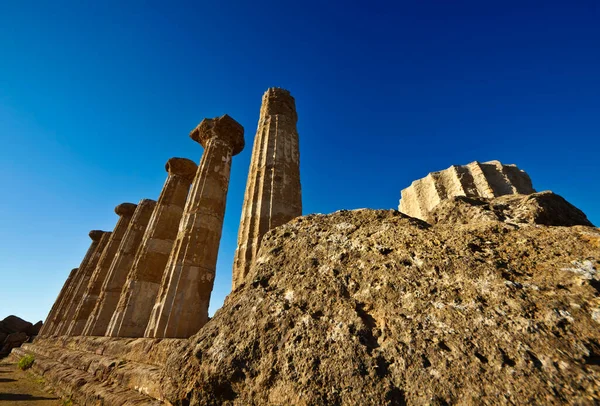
261,87,297,122
115,203,137,217
189,114,245,156
89,230,105,241
165,157,197,180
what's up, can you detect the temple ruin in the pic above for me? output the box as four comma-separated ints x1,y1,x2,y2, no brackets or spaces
83,198,157,336
53,231,112,335
66,203,137,336
232,87,302,290
398,160,535,220
106,158,197,337
19,88,305,403
36,90,304,345
145,114,245,338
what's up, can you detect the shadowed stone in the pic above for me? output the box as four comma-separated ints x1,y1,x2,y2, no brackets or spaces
53,230,112,335
399,160,536,221
107,158,197,337
83,199,157,336
232,88,302,290
65,203,137,336
145,114,244,338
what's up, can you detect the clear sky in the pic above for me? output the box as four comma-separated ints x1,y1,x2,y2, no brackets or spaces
1,1,598,324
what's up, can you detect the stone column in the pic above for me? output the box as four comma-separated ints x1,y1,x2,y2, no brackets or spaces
232,88,302,290
54,230,111,335
66,203,137,336
39,267,78,336
145,114,244,338
398,160,536,221
106,158,197,337
82,199,157,336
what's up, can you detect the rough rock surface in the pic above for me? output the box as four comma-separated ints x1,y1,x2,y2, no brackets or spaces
428,191,594,227
0,316,41,357
161,194,599,405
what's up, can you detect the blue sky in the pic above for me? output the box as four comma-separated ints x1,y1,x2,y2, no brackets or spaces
1,1,598,323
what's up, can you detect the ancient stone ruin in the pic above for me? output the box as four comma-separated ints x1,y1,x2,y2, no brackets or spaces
232,88,302,290
9,88,600,405
399,160,535,220
146,114,245,338
107,158,197,338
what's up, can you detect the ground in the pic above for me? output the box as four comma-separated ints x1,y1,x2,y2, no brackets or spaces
0,360,60,405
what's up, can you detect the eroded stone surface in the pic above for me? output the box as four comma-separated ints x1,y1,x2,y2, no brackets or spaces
428,191,595,227
54,230,112,336
159,204,599,405
107,158,197,338
232,88,302,290
146,115,244,338
66,203,137,336
83,199,157,336
399,160,535,220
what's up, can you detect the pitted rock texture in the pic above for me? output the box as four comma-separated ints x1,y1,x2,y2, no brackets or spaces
428,191,594,227
162,200,599,405
399,160,535,220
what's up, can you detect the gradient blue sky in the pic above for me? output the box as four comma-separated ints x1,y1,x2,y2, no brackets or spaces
1,1,598,323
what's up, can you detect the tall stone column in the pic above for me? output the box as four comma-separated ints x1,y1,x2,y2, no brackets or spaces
39,267,78,336
66,203,137,336
106,158,197,337
232,88,302,290
54,230,111,335
145,114,244,338
82,199,157,336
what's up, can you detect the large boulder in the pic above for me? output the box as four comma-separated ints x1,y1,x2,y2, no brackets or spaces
25,321,43,336
0,316,42,358
0,315,32,335
0,331,28,357
161,197,600,405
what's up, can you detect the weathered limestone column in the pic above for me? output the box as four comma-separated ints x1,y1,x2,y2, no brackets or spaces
66,203,137,336
82,199,157,336
54,231,112,335
232,88,302,290
398,160,536,221
145,114,244,338
106,158,197,337
39,268,78,336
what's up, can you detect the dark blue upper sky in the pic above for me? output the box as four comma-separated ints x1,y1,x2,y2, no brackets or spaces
1,1,598,323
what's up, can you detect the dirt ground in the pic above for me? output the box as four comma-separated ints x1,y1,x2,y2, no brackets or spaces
0,360,60,405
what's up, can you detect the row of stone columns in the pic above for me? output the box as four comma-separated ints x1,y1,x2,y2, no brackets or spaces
106,158,197,337
41,88,302,339
41,116,246,338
